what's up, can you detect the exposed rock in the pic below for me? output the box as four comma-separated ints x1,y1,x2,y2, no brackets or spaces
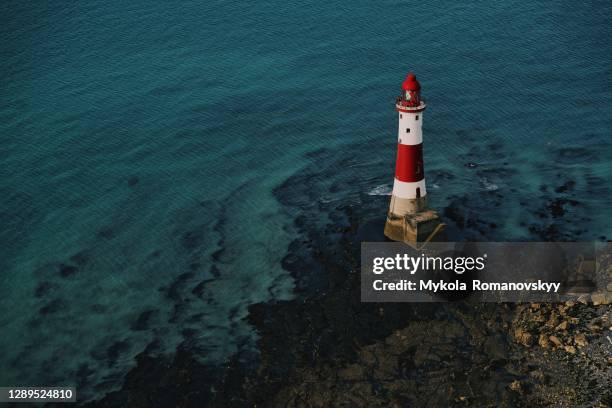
555,321,568,331
515,328,533,346
509,380,523,393
586,323,601,332
549,336,562,347
538,333,550,348
591,293,608,306
564,345,576,354
574,333,588,347
545,312,560,328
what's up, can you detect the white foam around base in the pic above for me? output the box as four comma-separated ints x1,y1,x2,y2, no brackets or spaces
367,184,392,196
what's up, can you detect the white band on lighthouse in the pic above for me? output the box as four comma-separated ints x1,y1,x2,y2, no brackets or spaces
392,178,427,199
397,111,423,145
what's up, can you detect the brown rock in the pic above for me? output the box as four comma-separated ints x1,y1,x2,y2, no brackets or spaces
556,321,568,331
574,333,588,347
549,335,562,347
557,305,569,316
538,333,550,348
546,312,560,328
509,380,522,393
591,293,608,305
564,345,576,354
515,328,533,346
533,312,546,323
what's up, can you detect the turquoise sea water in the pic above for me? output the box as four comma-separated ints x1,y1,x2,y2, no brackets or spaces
1,0,611,400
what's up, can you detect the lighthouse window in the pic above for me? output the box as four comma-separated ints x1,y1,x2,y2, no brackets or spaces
399,114,402,118
415,115,419,120
406,128,410,133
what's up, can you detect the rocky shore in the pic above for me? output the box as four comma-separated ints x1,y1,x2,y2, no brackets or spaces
85,146,611,407
85,197,610,407
229,204,610,407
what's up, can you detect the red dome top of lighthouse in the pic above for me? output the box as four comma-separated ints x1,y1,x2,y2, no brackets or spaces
402,73,421,91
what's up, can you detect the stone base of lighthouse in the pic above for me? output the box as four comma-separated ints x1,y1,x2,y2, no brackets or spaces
384,209,446,247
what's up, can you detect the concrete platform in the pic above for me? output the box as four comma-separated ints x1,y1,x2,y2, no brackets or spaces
384,210,446,247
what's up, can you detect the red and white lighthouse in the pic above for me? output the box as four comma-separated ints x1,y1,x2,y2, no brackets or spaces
384,73,444,244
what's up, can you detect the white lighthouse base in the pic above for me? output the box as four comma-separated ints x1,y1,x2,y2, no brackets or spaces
384,210,446,247
388,194,428,214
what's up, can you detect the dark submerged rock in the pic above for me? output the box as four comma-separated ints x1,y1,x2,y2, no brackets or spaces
59,263,78,277
97,227,116,240
39,298,66,315
131,310,156,331
127,176,140,187
34,281,56,298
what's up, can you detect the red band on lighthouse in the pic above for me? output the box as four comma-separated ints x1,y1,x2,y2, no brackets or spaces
395,143,424,182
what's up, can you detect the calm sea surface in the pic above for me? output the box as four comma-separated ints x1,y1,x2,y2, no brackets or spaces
1,0,610,400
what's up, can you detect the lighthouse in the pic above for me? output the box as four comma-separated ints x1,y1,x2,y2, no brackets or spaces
384,73,445,245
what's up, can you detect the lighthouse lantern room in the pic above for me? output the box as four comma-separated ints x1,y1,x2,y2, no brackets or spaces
384,73,445,245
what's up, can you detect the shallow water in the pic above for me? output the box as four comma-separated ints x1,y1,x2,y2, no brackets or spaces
1,0,611,400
